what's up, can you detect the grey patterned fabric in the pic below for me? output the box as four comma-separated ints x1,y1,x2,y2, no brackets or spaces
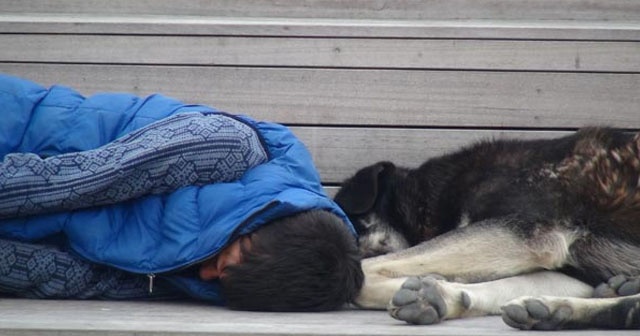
0,112,268,218
0,238,182,299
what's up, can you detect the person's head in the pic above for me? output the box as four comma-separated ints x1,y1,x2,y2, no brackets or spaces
217,209,364,312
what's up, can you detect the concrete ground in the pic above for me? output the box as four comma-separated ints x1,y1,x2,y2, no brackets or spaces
0,298,636,336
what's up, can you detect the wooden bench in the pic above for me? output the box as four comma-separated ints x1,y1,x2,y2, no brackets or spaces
1,1,639,335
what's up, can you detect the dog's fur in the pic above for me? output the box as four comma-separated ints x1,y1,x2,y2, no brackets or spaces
334,127,640,330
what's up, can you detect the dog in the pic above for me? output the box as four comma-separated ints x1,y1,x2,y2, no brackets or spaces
334,127,640,330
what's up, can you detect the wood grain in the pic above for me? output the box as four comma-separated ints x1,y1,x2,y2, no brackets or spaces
1,298,633,336
1,15,639,40
2,34,639,72
2,64,637,129
2,0,640,20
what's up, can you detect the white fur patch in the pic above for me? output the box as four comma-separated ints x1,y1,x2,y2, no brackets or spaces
357,214,410,257
529,225,579,270
458,212,471,228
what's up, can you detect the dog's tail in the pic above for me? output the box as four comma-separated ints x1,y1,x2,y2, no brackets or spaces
557,130,640,229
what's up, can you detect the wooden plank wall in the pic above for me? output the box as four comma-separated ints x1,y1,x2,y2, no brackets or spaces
1,0,639,195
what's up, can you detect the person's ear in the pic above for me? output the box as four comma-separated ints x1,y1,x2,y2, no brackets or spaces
199,258,221,280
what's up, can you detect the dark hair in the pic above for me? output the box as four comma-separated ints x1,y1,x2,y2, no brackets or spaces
220,209,364,311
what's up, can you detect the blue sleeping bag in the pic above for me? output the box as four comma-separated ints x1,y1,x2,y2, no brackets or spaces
0,74,354,302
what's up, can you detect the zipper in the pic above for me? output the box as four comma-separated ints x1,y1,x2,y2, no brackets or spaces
84,202,282,296
147,273,155,294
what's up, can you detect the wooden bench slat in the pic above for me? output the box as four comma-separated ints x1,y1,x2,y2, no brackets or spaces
2,64,637,129
2,0,640,21
295,127,572,184
1,15,639,40
2,34,639,72
3,298,632,336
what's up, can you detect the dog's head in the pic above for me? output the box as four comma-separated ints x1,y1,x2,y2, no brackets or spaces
334,161,412,258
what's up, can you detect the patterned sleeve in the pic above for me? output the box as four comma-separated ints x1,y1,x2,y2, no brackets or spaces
0,238,183,300
0,112,269,219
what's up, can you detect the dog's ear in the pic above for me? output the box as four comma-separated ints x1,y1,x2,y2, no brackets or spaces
334,161,396,215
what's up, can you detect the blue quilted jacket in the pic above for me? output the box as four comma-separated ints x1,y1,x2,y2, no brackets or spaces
0,74,354,303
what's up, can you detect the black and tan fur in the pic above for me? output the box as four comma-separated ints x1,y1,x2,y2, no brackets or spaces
335,127,640,330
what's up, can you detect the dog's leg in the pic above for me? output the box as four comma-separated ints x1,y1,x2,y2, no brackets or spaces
357,217,577,308
502,293,640,330
594,275,640,298
503,275,640,330
386,271,592,325
355,276,409,309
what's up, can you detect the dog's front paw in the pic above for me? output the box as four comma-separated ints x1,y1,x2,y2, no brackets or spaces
593,275,640,298
501,297,573,330
388,277,446,325
388,276,469,325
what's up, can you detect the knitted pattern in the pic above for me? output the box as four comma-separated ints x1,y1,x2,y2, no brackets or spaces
0,239,182,299
0,112,268,218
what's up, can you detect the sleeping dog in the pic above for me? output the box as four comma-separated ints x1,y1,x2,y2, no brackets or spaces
334,127,640,330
